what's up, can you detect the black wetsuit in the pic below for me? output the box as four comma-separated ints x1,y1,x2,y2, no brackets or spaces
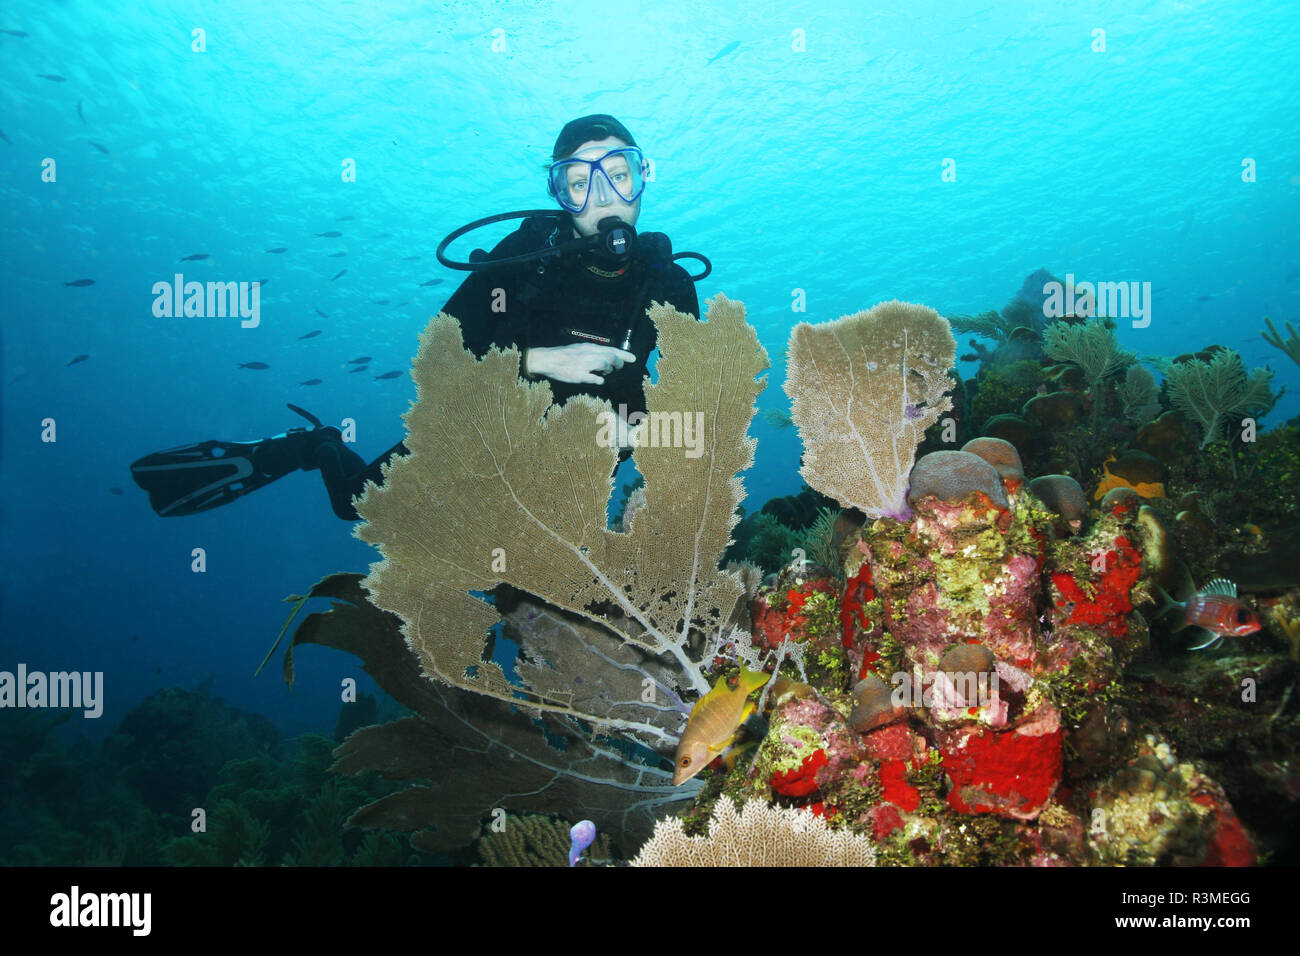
315,213,700,520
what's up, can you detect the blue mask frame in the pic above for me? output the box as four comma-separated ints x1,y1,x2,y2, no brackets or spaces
547,146,648,214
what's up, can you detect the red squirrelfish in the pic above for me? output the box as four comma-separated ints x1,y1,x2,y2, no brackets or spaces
1160,577,1261,650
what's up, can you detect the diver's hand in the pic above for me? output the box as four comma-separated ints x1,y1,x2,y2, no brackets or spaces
524,344,637,385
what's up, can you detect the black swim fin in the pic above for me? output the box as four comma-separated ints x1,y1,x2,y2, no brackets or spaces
131,406,337,517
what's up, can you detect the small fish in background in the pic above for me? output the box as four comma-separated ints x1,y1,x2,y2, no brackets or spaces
672,666,769,785
0,130,10,145
372,297,390,305
109,486,123,495
419,278,442,287
2,29,29,36
37,73,65,81
568,820,596,867
373,231,392,239
335,215,355,222
89,141,109,154
401,255,420,261
66,354,89,366
298,329,322,339
179,252,209,261
76,99,85,123
327,251,347,258
315,230,343,238
1157,577,1262,651
706,40,740,65
314,308,328,318
374,370,403,379
395,300,408,307
347,365,369,373
237,361,270,370
299,378,323,386
64,278,94,286
265,246,287,254
347,356,372,364
1196,294,1213,302
330,269,347,281
256,277,270,286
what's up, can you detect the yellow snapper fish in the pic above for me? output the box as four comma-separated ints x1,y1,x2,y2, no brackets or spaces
672,666,769,786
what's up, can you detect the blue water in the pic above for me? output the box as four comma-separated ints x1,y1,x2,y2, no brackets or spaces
2,0,1298,742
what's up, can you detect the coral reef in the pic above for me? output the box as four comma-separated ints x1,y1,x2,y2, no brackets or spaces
111,683,280,814
161,731,414,867
1086,736,1258,866
1042,317,1134,393
802,507,844,579
956,269,1063,372
1093,450,1168,501
630,798,876,866
309,298,771,853
0,687,411,866
968,361,1044,437
1133,410,1196,463
681,287,1286,865
731,511,802,573
1262,316,1300,367
950,308,1026,343
1116,364,1162,426
784,300,956,520
356,296,765,733
1264,596,1300,661
277,573,685,853
1029,474,1087,529
475,813,615,867
962,436,1025,486
274,284,1294,867
1023,390,1084,428
907,450,1008,508
715,468,1269,865
164,799,272,866
1164,348,1278,448
1042,317,1135,430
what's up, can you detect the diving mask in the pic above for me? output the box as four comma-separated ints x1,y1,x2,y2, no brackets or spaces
547,146,648,214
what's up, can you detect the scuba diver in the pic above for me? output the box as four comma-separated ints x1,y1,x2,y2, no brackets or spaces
131,114,710,521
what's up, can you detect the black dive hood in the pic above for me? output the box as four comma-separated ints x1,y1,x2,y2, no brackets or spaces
436,210,711,281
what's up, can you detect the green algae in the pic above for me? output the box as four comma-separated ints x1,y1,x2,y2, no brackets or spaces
875,829,922,866
749,717,825,785
941,815,1031,865
822,773,881,828
970,359,1046,428
870,625,907,680
1040,664,1126,733
907,749,948,817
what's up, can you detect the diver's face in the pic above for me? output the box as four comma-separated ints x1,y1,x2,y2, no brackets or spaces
561,136,642,237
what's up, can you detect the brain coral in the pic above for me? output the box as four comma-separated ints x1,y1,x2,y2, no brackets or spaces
907,450,1008,509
